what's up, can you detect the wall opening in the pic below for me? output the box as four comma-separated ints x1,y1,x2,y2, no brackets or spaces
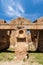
19,30,24,34
17,37,26,42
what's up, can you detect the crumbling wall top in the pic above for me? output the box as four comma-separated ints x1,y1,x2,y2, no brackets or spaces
0,20,6,24
10,17,32,25
33,17,43,23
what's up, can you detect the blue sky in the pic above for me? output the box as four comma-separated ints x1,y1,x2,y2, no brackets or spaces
0,0,43,22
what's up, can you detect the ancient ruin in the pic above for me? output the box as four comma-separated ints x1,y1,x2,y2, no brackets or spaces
0,17,43,59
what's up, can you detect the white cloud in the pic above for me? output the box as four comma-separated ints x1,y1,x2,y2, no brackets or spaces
1,0,25,17
16,4,24,13
1,0,41,21
7,5,40,21
8,6,14,12
6,4,24,17
32,0,43,4
6,7,21,17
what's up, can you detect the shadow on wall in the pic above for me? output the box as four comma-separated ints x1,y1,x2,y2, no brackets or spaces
0,30,10,51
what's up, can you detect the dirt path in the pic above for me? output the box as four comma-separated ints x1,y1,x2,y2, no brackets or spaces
0,60,42,65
